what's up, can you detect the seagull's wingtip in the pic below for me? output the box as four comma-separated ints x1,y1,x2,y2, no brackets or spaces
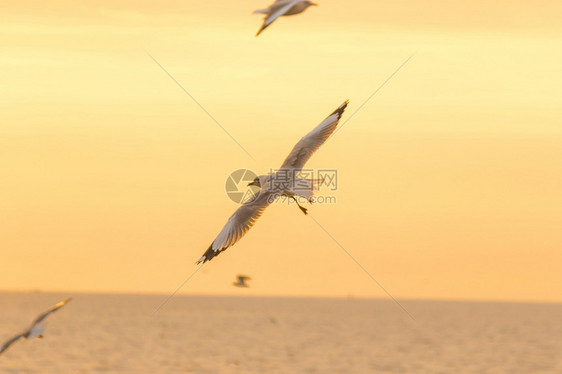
198,243,221,264
330,100,349,118
55,298,72,308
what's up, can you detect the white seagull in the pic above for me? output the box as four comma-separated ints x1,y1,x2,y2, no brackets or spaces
253,0,318,36
0,298,71,356
233,275,252,288
197,100,348,264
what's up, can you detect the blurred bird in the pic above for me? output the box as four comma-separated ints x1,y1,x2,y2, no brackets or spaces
253,0,318,36
233,275,252,288
197,100,348,264
0,298,71,356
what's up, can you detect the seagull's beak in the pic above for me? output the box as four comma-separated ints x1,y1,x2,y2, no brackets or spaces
248,181,256,187
311,2,318,6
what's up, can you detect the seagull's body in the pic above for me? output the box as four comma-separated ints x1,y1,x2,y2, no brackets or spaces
233,275,252,288
197,100,348,264
0,298,71,356
253,0,318,36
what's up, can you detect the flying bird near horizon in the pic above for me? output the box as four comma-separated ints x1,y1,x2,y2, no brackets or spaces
233,275,252,288
253,0,318,36
0,298,71,356
197,100,348,264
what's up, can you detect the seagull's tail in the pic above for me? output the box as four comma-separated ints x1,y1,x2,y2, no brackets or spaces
252,8,268,14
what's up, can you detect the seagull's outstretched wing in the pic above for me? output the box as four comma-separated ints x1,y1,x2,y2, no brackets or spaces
0,333,25,355
256,0,300,36
280,100,348,172
30,298,72,327
0,298,71,356
197,191,274,263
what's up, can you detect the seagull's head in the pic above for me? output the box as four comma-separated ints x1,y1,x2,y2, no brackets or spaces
248,176,261,187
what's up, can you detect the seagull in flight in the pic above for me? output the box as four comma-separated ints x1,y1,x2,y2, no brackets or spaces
253,0,318,36
233,275,252,288
197,100,348,264
0,298,71,356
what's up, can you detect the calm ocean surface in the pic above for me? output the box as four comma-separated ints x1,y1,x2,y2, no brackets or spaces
0,292,560,373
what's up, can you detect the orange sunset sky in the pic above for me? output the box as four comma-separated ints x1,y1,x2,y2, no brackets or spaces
1,0,561,302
